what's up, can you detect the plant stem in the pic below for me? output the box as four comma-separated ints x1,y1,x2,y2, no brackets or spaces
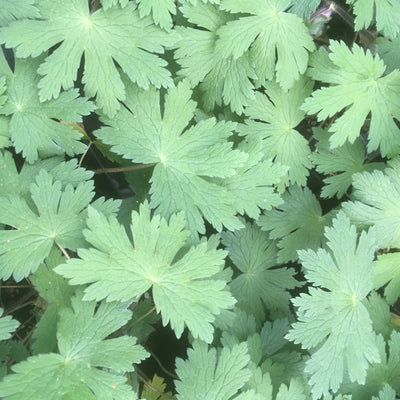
94,163,156,174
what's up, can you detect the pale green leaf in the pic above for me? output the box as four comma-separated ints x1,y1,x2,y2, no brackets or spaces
101,0,129,9
55,201,236,343
0,0,39,26
175,340,252,400
0,308,18,341
0,150,93,200
346,0,400,38
258,185,335,263
372,385,396,400
286,212,380,398
239,77,313,187
175,2,257,114
311,127,384,198
290,0,320,19
376,37,400,74
342,159,400,248
30,247,75,354
0,170,97,281
0,0,175,117
0,291,148,399
374,252,400,304
217,0,315,90
303,41,400,157
222,223,300,321
137,0,176,31
95,80,246,234
0,57,94,162
222,142,287,219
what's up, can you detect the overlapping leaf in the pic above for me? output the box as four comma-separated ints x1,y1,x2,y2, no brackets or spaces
0,292,148,399
95,80,247,234
0,0,39,27
258,185,335,263
311,128,384,198
175,2,257,114
217,0,315,90
239,77,313,187
0,0,176,117
346,0,400,38
0,150,93,200
303,41,400,157
174,341,253,400
0,55,94,162
286,212,380,398
55,202,236,343
343,158,400,248
222,223,300,321
0,170,119,281
0,308,18,341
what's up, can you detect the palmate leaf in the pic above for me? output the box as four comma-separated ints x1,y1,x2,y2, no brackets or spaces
0,308,18,341
222,223,300,321
258,185,335,263
0,170,120,281
136,0,176,31
341,332,400,400
286,212,380,398
175,2,257,114
346,0,400,38
0,0,39,27
0,291,149,400
342,158,400,248
174,340,252,400
0,150,93,200
239,76,313,187
302,41,400,157
0,55,94,162
95,80,247,234
55,202,236,343
30,248,75,354
0,0,176,117
311,128,384,199
217,0,315,90
374,252,400,304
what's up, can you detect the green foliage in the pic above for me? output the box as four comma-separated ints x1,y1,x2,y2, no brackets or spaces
0,54,95,162
55,201,235,343
286,212,380,398
1,1,400,399
0,291,149,399
303,41,400,157
0,309,18,341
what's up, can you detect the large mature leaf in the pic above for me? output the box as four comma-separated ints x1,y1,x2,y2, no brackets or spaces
0,0,176,116
286,212,380,398
95,80,247,234
55,201,236,343
0,55,94,162
303,41,400,157
217,0,315,90
0,170,119,281
0,292,148,399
